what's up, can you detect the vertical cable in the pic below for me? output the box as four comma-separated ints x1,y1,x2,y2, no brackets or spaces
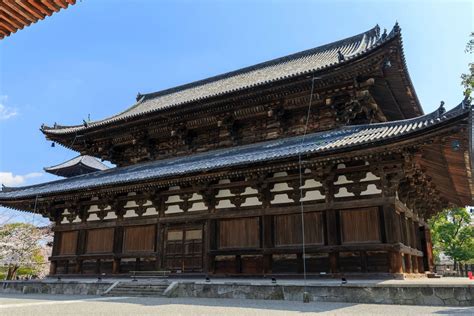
298,75,318,297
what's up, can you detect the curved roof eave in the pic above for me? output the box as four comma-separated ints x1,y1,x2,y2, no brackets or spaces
4,100,470,203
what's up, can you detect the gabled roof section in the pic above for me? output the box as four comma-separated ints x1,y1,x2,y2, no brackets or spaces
41,24,406,136
44,155,109,178
4,101,470,202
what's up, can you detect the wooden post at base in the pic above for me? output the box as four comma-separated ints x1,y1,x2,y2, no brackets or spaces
112,258,120,274
297,253,304,273
404,254,412,273
263,254,272,275
49,261,57,275
412,255,419,274
235,255,242,274
389,252,403,274
75,259,82,274
417,257,425,273
329,253,339,274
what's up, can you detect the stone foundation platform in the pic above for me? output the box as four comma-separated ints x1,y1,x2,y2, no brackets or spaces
1,278,472,306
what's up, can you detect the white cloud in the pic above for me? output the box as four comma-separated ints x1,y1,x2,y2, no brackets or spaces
0,172,43,186
0,95,18,120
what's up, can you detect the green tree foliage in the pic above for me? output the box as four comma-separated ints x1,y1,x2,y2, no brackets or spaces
461,32,473,100
429,208,474,264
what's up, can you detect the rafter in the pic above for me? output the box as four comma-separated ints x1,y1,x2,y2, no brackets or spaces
0,20,16,33
1,10,24,30
16,1,45,20
27,0,53,16
3,1,38,24
1,0,77,39
42,0,61,12
0,5,29,27
52,0,67,9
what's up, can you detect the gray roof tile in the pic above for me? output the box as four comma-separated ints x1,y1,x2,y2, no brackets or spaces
42,25,395,135
1,102,468,201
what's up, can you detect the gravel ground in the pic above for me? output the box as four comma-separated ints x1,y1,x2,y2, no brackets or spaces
0,294,473,316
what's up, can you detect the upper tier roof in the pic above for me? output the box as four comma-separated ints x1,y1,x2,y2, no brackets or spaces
3,101,470,202
44,155,109,178
41,24,408,136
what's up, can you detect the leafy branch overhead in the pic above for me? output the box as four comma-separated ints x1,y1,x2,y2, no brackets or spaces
429,208,474,264
461,32,474,99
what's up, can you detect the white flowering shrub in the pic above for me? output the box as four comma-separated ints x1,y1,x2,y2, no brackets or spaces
0,223,51,280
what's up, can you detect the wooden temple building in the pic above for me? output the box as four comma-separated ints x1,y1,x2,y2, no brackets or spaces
1,24,473,277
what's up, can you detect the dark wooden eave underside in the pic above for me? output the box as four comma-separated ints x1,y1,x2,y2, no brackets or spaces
2,103,472,213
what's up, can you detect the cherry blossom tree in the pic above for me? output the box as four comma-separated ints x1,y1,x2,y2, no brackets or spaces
0,223,48,280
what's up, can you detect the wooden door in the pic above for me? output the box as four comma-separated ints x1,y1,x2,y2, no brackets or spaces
164,227,203,272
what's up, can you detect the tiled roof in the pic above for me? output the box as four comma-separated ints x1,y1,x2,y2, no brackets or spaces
42,24,398,135
44,155,109,178
1,101,469,201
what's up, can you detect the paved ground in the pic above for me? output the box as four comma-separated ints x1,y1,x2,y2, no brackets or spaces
0,293,473,316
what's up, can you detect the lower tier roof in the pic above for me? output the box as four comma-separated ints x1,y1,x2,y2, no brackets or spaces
0,102,471,202
44,155,109,178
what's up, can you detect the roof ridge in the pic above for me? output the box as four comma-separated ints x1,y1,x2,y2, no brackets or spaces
139,25,381,102
40,24,400,135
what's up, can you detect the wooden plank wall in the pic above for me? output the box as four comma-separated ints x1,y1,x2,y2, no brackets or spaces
123,225,156,253
86,228,114,253
274,212,324,246
340,207,380,243
219,217,260,248
58,231,78,255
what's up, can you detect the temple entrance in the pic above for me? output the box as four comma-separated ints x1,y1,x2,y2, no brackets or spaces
164,226,203,272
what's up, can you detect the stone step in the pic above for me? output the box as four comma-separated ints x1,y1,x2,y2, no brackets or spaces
115,285,168,289
105,282,170,297
108,292,164,297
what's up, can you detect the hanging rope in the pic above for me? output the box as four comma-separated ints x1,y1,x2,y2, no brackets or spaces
30,194,39,227
297,75,320,298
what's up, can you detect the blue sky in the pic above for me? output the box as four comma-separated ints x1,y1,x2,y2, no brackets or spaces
0,0,472,225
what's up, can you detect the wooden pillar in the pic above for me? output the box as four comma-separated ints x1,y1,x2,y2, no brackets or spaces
96,259,101,274
329,253,339,274
75,260,82,274
412,255,419,274
112,259,120,274
49,261,57,275
360,251,368,272
418,257,425,273
205,219,216,274
425,229,434,271
52,231,60,256
325,211,339,245
326,209,339,274
404,254,412,273
389,252,403,274
382,205,400,243
262,215,273,274
297,253,304,273
400,215,408,246
203,220,211,273
75,230,86,274
113,226,124,274
156,223,163,270
235,255,242,274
